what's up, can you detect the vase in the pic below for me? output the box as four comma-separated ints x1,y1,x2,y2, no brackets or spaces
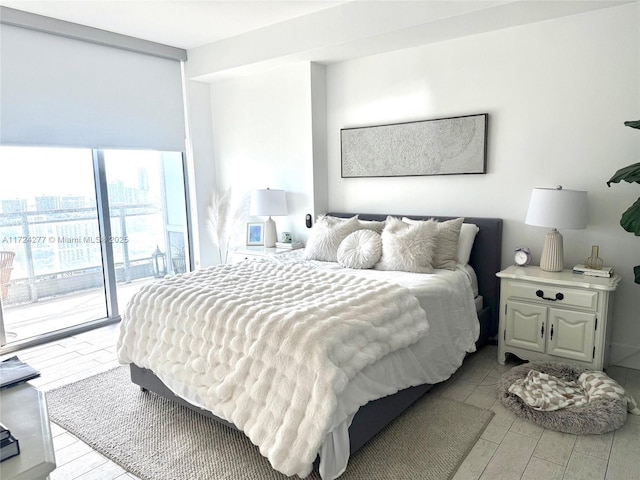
585,245,603,270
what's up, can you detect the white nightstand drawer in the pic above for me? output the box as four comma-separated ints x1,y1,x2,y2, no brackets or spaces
509,281,598,311
230,247,299,263
229,252,255,263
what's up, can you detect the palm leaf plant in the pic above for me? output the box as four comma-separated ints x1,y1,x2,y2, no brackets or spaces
607,120,640,283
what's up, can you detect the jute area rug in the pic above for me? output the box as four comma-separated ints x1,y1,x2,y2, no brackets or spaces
47,367,493,480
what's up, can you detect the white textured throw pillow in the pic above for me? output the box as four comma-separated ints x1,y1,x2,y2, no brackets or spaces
402,217,464,270
375,216,437,273
324,215,385,233
403,217,478,266
357,219,385,234
304,215,361,262
457,223,479,265
337,230,382,269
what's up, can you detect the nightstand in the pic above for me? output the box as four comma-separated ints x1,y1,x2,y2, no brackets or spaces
230,246,298,263
496,265,621,370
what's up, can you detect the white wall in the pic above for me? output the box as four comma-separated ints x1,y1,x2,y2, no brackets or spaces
325,4,640,368
311,63,329,219
184,78,217,269
206,62,318,258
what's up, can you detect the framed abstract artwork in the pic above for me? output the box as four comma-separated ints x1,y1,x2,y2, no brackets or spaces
341,113,488,178
246,222,264,246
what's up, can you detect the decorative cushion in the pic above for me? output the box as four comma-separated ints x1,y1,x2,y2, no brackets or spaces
326,215,385,233
403,217,464,270
337,230,382,269
357,219,385,234
304,215,361,262
497,362,635,435
375,216,437,273
457,223,479,265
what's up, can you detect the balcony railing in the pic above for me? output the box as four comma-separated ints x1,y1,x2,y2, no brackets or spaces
0,204,186,307
4,259,156,306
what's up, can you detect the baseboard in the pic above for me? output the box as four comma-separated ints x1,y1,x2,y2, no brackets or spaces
609,342,640,370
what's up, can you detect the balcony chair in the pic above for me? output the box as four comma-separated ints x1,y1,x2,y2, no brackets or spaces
0,251,15,300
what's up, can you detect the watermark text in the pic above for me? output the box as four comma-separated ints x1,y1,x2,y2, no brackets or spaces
2,236,129,244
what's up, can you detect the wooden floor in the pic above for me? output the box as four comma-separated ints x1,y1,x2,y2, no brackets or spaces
2,324,639,480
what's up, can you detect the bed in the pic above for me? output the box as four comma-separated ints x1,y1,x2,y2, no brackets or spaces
117,213,502,479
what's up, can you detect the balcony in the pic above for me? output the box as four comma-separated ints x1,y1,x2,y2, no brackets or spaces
3,278,149,342
1,205,187,345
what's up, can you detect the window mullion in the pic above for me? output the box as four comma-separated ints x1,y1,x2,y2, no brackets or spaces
93,149,119,320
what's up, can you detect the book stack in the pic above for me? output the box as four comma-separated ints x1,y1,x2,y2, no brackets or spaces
0,423,20,462
275,241,303,250
572,264,614,278
0,356,41,389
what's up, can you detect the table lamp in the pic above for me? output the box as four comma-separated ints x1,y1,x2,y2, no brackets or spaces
250,188,288,248
525,186,587,272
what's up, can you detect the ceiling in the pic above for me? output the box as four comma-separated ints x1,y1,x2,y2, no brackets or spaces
0,0,347,49
1,0,634,53
1,0,633,80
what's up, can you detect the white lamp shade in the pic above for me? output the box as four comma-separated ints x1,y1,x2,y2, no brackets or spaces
525,187,588,230
249,189,288,217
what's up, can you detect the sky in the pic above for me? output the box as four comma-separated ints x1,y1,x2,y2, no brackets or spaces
0,146,163,201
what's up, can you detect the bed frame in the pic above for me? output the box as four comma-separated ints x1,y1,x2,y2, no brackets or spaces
129,214,503,463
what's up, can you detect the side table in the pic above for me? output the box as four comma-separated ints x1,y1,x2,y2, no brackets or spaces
496,265,620,370
0,383,56,480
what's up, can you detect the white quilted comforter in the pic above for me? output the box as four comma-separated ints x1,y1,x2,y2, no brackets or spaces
117,260,429,478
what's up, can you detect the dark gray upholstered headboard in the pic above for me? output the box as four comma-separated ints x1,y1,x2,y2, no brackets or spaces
327,213,503,341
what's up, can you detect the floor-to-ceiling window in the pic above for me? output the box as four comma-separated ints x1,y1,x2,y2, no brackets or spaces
104,149,190,308
0,146,190,349
0,8,189,352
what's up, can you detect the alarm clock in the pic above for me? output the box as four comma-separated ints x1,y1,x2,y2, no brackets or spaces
515,247,532,266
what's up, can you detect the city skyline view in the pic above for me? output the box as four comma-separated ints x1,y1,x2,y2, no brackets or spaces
0,145,189,344
0,145,187,284
0,146,161,207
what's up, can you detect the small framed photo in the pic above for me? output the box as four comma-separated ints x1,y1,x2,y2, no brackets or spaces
246,222,264,246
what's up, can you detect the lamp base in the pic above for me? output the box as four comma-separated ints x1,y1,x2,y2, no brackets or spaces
264,217,277,248
540,228,564,272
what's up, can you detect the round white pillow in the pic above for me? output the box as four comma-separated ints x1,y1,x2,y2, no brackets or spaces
337,229,382,269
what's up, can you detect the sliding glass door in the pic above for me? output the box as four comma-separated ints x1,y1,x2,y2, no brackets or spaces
0,147,106,342
0,146,190,350
104,150,189,310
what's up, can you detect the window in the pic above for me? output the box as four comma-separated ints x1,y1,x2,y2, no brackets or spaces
0,12,189,351
0,146,190,347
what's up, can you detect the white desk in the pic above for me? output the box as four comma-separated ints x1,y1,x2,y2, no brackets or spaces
0,384,56,480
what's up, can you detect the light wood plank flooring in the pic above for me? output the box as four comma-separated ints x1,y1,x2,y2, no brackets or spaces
2,324,639,480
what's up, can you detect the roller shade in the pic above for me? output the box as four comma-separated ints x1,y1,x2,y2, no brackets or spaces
0,23,186,151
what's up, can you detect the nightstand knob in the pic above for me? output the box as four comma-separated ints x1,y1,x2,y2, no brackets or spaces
536,290,564,301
